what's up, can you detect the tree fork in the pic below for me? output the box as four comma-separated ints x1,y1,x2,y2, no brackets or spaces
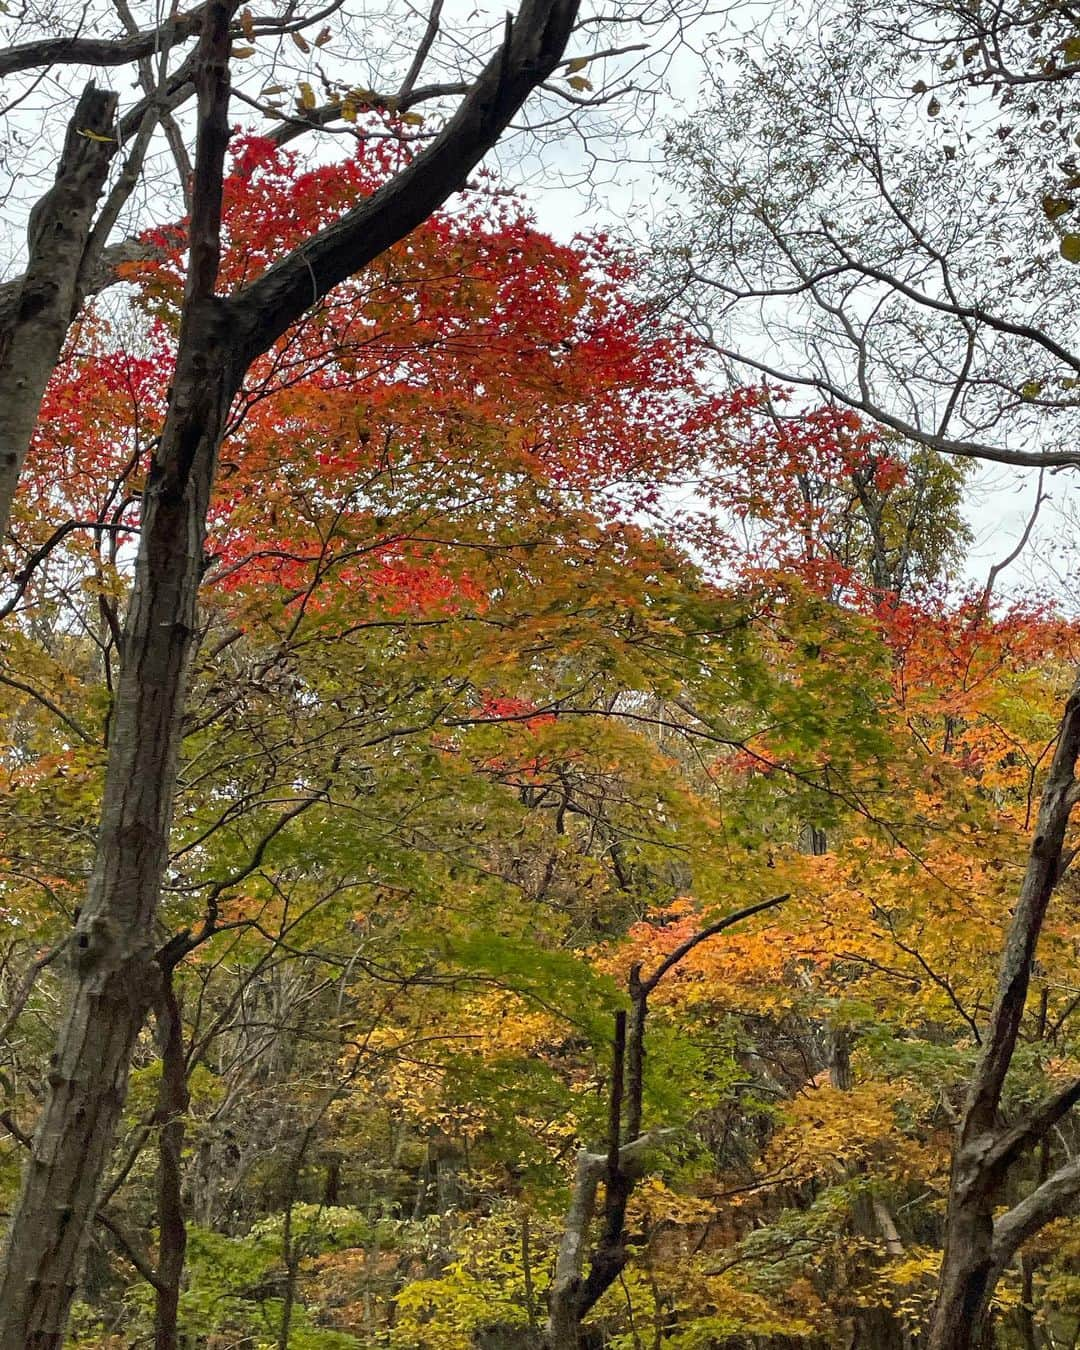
927,673,1080,1350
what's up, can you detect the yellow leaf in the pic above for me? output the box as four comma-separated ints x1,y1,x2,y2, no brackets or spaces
401,110,425,125
1061,233,1080,263
564,56,589,73
298,81,317,109
230,44,255,57
567,74,592,91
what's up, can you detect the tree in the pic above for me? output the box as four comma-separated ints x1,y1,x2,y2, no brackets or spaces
698,387,971,601
544,894,790,1350
657,0,1080,473
9,4,1080,1331
0,0,585,1340
654,14,1080,1337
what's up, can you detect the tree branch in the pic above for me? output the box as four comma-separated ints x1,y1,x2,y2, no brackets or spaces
640,893,791,995
984,1076,1080,1179
0,7,204,77
990,1151,1080,1282
228,0,580,366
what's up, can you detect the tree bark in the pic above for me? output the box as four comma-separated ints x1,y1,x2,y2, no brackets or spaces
0,0,579,1341
927,672,1080,1350
0,276,236,1347
545,1131,675,1350
0,82,118,538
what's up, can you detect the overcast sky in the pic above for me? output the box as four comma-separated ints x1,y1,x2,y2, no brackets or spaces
2,0,1070,606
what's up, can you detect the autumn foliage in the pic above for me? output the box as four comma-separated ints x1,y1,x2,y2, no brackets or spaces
3,129,1080,1350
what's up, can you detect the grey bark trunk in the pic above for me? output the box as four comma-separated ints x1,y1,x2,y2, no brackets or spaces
926,675,1080,1350
0,82,118,538
0,2,238,1336
0,308,235,1349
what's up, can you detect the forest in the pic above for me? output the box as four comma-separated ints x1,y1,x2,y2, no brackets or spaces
2,0,1080,1347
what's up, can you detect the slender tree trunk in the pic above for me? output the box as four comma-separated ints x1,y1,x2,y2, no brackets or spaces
0,82,118,538
545,898,789,1350
546,1013,629,1350
0,5,238,1341
278,1200,299,1350
154,970,192,1350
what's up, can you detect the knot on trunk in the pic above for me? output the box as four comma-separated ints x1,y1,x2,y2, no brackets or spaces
70,917,160,1008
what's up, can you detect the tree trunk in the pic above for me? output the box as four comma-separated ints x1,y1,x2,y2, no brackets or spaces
0,307,236,1349
0,82,118,538
0,3,239,1336
544,899,789,1350
154,971,192,1350
927,674,1080,1350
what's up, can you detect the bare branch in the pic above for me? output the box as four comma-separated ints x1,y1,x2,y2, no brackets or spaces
229,0,580,366
640,893,791,995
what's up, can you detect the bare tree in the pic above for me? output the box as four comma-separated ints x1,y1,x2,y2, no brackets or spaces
657,0,1080,476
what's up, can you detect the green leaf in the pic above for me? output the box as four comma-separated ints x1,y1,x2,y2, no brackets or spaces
1061,233,1080,262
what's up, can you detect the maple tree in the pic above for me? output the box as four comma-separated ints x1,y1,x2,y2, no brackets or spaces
0,0,585,1334
4,4,1080,1344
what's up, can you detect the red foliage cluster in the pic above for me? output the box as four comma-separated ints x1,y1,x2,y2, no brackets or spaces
24,134,939,625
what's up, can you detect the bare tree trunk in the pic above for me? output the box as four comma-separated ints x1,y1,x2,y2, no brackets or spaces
544,897,789,1349
0,83,118,538
927,673,1080,1350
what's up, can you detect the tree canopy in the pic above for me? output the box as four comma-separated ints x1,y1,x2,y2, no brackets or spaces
2,1,1080,1348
